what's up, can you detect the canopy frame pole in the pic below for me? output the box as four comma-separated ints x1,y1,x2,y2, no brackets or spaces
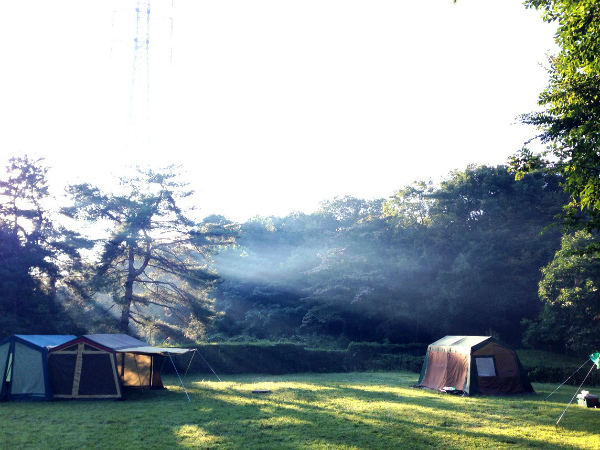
556,363,595,428
182,350,196,381
168,352,191,402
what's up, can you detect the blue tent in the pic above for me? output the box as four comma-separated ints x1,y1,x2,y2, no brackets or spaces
0,335,76,401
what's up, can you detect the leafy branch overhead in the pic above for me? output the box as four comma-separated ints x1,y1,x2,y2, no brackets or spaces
512,1,600,233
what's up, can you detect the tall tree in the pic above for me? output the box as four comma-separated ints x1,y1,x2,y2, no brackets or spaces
422,166,566,343
524,230,600,352
64,167,237,341
0,156,85,333
512,1,600,233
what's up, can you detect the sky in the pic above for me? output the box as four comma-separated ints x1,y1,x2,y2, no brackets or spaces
0,0,557,222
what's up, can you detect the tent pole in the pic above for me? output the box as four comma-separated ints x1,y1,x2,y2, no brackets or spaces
168,353,191,402
556,363,595,428
182,350,196,382
545,359,591,401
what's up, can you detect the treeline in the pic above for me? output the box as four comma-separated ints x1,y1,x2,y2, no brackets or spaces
1,157,592,352
169,342,600,386
210,165,568,348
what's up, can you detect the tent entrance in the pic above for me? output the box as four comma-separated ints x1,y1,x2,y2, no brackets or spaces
116,352,165,390
49,342,122,399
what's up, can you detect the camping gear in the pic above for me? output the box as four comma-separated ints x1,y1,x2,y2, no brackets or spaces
48,334,195,400
577,391,599,408
552,352,600,426
415,335,534,396
0,335,76,401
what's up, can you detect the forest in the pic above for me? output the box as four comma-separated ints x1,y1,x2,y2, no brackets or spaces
2,1,600,355
2,155,596,352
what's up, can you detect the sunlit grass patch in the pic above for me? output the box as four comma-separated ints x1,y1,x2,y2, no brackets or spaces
0,372,599,449
174,424,221,447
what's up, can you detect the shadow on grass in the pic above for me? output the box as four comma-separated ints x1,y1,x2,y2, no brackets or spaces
1,373,597,449
158,373,598,449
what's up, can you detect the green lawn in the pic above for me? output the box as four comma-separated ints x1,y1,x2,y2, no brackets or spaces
1,372,598,449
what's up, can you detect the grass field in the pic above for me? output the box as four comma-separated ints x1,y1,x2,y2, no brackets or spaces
1,372,598,449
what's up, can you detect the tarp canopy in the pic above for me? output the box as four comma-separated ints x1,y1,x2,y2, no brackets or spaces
0,333,196,401
84,334,192,355
48,334,195,399
0,335,76,401
415,335,535,396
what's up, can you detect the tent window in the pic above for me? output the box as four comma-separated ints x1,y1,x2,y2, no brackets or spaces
60,345,79,353
475,356,496,377
83,344,101,352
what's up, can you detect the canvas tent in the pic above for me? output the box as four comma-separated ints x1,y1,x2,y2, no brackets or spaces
0,335,76,401
415,336,534,396
48,334,194,400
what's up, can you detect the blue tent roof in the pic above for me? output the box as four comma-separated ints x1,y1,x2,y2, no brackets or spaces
0,335,77,349
13,335,77,348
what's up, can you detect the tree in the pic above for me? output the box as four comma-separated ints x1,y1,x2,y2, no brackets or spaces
0,156,85,334
64,167,237,341
512,1,600,233
524,230,600,352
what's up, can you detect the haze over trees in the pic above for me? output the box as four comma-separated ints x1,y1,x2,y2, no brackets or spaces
0,157,569,348
0,156,86,334
63,167,238,341
211,165,567,348
2,2,600,353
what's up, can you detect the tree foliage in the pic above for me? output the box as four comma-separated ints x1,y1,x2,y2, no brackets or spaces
211,166,567,347
0,156,85,334
524,230,600,352
64,167,237,341
512,1,600,232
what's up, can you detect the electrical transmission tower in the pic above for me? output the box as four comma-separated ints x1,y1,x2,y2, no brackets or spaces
129,0,151,149
110,0,173,152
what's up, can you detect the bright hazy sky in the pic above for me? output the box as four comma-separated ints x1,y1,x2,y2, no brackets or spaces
0,0,556,222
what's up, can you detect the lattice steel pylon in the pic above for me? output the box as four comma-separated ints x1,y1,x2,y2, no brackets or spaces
128,0,151,149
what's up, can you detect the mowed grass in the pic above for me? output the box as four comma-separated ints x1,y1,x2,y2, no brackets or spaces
1,372,599,449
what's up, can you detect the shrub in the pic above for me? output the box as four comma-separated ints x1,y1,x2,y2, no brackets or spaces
171,342,426,375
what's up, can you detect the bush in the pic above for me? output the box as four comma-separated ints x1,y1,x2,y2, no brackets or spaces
517,349,600,386
170,342,426,375
169,342,599,386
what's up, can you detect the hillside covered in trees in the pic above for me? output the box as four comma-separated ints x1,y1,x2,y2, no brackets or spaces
210,165,568,348
2,156,582,351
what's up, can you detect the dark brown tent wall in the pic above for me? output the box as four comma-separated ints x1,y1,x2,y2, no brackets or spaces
415,336,534,396
470,341,534,395
48,338,122,399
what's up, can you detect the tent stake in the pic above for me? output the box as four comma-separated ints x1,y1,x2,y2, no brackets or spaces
168,353,191,402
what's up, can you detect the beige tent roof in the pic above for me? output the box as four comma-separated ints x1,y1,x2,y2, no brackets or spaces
84,334,193,355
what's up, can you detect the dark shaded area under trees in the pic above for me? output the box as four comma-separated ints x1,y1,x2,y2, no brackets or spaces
0,158,571,350
211,165,568,348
